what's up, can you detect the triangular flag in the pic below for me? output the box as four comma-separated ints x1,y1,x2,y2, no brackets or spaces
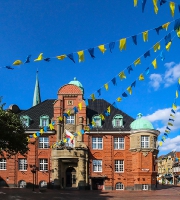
13,60,23,65
160,0,167,6
85,99,89,106
112,102,117,109
119,38,126,51
44,58,50,62
122,92,128,97
91,94,95,101
63,113,68,118
67,110,71,116
58,116,63,121
34,53,43,61
116,97,122,102
160,51,165,61
166,126,171,130
43,126,48,132
24,55,31,63
104,111,110,116
155,26,163,35
78,102,82,110
33,133,37,138
159,141,163,146
166,42,172,51
98,45,106,54
134,58,141,66
144,50,150,58
139,74,144,81
172,103,177,110
142,31,148,42
142,0,147,12
174,18,180,31
127,65,133,74
91,121,96,126
164,33,171,46
132,35,137,45
67,53,75,63
171,109,176,114
77,131,81,136
88,48,95,59
165,130,170,133
152,59,158,69
111,77,117,85
56,55,66,60
127,86,132,95
170,114,175,118
131,81,136,87
107,106,111,113
49,123,54,130
104,83,109,91
40,129,44,135
119,71,126,80
97,89,101,96
176,90,178,98
153,43,160,52
109,42,115,53
168,122,173,126
162,22,170,31
73,106,78,114
153,0,158,14
134,0,138,7
145,67,150,75
169,2,175,17
99,114,105,120
77,50,84,62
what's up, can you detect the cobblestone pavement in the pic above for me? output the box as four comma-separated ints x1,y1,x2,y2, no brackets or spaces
0,185,180,200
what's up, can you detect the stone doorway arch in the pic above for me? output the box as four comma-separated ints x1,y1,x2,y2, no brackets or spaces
66,167,76,187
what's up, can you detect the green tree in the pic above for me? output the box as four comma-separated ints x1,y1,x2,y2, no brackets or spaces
0,98,29,157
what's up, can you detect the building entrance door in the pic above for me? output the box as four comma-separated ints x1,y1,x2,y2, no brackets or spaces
66,167,76,187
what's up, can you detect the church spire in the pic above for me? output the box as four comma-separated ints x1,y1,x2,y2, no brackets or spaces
33,70,41,106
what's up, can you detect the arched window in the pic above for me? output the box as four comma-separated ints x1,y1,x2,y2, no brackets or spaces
112,115,123,128
40,115,49,127
115,182,124,190
20,115,31,127
92,115,102,127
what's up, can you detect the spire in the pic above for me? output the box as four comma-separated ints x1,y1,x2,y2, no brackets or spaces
33,70,41,106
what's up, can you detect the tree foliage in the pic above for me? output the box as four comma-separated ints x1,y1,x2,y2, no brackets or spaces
0,98,29,157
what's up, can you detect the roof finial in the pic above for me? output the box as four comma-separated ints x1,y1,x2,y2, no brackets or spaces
74,77,77,80
137,113,143,119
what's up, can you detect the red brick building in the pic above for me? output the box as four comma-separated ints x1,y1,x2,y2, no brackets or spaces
0,76,159,190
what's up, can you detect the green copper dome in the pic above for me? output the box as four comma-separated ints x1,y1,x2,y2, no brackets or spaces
69,77,84,93
130,113,154,130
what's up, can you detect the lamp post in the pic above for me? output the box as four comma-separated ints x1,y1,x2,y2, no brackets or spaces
31,165,37,191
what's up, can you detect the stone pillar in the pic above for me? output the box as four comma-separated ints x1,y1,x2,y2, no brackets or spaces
60,121,64,141
77,116,83,142
53,159,60,189
78,158,86,189
56,120,60,142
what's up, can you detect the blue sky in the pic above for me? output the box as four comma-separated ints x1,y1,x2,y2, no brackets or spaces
0,0,180,156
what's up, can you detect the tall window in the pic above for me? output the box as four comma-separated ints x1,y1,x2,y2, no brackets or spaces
115,182,124,190
39,159,48,171
20,115,30,127
93,160,102,172
114,137,124,149
40,115,49,127
92,115,102,127
0,158,6,170
141,136,149,148
66,115,75,124
92,137,103,149
39,137,49,149
18,159,27,171
115,160,124,172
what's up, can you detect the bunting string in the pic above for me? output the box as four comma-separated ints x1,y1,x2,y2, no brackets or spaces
1,18,180,70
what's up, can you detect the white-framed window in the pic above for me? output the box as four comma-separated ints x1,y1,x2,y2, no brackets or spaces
114,137,124,149
142,184,148,190
115,160,124,172
93,160,102,172
66,115,75,124
92,115,102,127
39,159,48,171
141,136,149,148
92,137,103,149
40,115,49,127
0,158,6,170
115,182,124,190
20,115,31,127
112,114,123,128
39,137,49,149
18,159,27,171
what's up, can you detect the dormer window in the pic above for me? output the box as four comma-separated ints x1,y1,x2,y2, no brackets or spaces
92,115,102,127
112,114,123,128
40,115,49,127
20,115,31,127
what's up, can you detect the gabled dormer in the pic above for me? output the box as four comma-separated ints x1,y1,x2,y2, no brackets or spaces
20,115,31,127
112,114,123,128
92,115,102,128
40,115,49,127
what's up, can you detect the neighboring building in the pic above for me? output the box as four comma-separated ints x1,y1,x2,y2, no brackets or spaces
157,151,175,185
0,76,160,190
172,152,180,185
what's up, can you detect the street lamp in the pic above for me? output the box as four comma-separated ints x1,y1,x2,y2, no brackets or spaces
31,165,37,191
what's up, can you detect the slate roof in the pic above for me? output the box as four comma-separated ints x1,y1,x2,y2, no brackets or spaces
19,99,134,131
87,99,134,131
19,99,56,130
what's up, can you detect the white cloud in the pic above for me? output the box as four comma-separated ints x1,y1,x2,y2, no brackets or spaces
159,135,180,152
149,62,180,90
144,107,180,134
149,74,162,91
